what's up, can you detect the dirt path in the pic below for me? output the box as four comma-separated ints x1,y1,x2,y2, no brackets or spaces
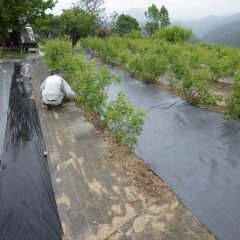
30,56,215,240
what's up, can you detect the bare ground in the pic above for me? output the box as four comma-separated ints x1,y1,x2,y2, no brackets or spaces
84,111,168,200
29,55,216,240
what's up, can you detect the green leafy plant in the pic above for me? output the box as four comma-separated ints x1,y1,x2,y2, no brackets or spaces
81,35,240,109
225,75,240,119
103,92,146,148
208,60,223,82
43,39,73,72
43,39,146,147
113,14,140,36
126,30,144,39
141,53,168,83
74,65,118,113
152,26,192,43
182,71,217,105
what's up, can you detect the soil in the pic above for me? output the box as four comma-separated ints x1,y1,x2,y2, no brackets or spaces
208,81,232,96
84,111,168,200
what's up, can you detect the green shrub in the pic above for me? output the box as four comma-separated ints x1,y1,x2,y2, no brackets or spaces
128,55,143,75
80,36,240,108
103,92,146,148
43,39,73,71
126,30,144,39
141,53,168,83
208,59,224,82
115,49,129,65
181,70,217,105
171,60,217,105
74,65,118,114
152,26,192,43
43,39,146,147
114,14,140,36
226,75,240,119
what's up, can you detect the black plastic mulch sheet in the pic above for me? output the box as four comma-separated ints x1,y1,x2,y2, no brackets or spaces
0,62,14,158
108,67,240,240
0,62,62,240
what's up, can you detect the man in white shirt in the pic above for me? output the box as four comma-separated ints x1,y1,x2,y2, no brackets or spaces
41,71,76,109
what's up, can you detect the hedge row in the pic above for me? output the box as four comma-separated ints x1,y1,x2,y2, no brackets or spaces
43,39,146,147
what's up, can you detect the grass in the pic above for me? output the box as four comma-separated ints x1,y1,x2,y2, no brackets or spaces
0,49,26,60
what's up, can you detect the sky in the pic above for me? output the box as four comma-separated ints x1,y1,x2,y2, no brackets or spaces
50,0,240,21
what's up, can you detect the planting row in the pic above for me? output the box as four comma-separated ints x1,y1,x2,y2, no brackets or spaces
81,36,240,118
43,39,146,147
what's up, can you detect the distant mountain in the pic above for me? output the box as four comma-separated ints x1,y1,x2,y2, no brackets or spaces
181,13,240,37
124,9,240,46
202,21,240,46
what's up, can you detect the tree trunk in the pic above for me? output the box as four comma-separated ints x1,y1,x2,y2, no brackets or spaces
71,31,78,47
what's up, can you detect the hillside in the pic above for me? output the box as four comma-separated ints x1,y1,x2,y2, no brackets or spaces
178,13,240,37
203,21,240,46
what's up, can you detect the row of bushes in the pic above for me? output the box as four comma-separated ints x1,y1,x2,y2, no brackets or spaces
43,39,146,147
80,36,240,118
225,75,240,119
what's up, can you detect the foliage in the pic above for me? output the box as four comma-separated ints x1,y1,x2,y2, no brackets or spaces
226,75,240,119
43,39,73,72
103,92,146,148
159,5,170,29
145,4,160,36
73,0,107,24
73,0,105,16
43,39,146,147
141,53,168,82
0,50,26,60
31,2,98,45
144,4,170,36
114,14,140,36
31,14,62,40
74,65,117,113
43,39,113,112
208,59,223,82
0,0,12,43
0,0,55,43
152,26,192,43
81,35,240,106
179,68,217,105
61,7,96,46
126,30,144,39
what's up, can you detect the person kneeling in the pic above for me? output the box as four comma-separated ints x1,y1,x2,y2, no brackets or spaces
41,71,76,110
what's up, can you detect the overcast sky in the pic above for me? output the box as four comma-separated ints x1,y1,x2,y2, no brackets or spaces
50,0,240,20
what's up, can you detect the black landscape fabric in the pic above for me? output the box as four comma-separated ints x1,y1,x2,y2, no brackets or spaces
0,62,62,240
108,67,240,240
0,62,14,158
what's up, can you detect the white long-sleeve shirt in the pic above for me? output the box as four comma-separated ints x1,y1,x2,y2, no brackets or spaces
41,75,75,105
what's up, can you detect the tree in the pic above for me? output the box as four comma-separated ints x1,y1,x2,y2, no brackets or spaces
145,4,159,36
73,0,105,16
145,4,170,35
159,5,170,28
0,0,12,45
31,14,62,40
61,7,96,46
114,14,140,36
0,0,55,47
